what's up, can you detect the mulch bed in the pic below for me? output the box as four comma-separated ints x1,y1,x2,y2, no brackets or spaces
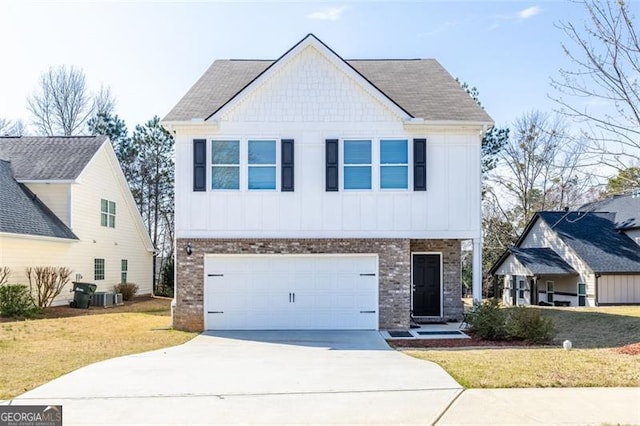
387,336,537,349
0,295,159,323
614,343,640,356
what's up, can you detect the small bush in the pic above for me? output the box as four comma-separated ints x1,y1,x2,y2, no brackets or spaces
0,284,41,318
114,282,138,301
466,298,508,340
505,307,555,343
466,299,555,343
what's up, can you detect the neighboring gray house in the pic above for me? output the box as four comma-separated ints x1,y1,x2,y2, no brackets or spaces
163,34,493,331
491,197,640,307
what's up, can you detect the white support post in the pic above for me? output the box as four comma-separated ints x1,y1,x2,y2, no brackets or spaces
472,237,483,303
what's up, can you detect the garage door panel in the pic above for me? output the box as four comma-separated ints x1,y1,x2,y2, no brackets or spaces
205,255,379,330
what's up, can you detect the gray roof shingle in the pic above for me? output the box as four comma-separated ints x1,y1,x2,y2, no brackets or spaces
0,160,78,240
510,247,577,275
580,194,640,230
538,211,640,274
0,136,106,181
163,35,492,123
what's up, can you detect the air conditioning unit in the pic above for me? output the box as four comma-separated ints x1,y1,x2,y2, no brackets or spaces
92,292,114,307
113,293,124,305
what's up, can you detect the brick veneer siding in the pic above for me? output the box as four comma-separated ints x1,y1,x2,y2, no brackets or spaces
410,239,464,321
174,238,462,331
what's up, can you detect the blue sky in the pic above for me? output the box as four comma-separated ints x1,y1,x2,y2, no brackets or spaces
0,1,589,132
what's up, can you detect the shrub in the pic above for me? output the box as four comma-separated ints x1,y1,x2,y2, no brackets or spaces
0,284,41,318
114,282,138,301
26,266,71,307
505,307,555,343
466,298,508,340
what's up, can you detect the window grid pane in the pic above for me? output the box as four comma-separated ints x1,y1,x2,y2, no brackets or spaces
344,166,372,190
380,140,408,164
344,140,371,164
212,166,240,190
212,141,240,164
248,140,276,190
94,259,105,281
381,166,408,189
344,140,371,190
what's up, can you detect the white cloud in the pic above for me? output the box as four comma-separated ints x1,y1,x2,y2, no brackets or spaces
306,6,347,21
518,6,541,19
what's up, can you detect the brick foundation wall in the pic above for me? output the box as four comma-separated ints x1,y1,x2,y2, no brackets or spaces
174,238,463,331
410,239,463,321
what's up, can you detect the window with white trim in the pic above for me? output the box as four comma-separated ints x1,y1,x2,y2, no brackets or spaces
578,282,586,306
343,140,372,190
380,139,408,189
211,140,240,190
248,140,276,190
517,279,525,299
94,258,105,281
100,199,116,228
546,281,554,303
121,259,128,284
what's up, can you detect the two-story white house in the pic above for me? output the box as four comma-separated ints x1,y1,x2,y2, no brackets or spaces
0,136,154,304
163,34,492,331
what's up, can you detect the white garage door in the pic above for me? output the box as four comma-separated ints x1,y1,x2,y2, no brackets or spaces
204,254,378,330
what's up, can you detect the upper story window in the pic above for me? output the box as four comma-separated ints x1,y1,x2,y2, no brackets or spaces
343,140,372,190
212,140,240,190
380,139,408,189
248,140,276,190
100,199,116,228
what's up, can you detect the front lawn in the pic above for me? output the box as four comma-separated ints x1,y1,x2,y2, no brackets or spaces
0,298,196,399
404,306,640,388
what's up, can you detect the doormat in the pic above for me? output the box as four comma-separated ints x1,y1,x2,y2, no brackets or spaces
416,330,464,336
388,331,414,338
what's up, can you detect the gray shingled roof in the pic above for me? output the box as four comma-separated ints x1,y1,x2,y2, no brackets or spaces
538,211,640,274
0,160,78,240
580,194,640,230
0,136,107,180
510,247,577,275
164,35,492,123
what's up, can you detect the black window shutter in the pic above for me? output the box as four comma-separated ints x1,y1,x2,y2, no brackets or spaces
281,139,294,192
413,138,427,191
326,139,339,191
193,139,206,191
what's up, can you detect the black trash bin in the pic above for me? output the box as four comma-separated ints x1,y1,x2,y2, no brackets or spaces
70,282,98,309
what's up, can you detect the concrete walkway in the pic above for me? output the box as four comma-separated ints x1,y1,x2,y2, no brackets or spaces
7,331,640,425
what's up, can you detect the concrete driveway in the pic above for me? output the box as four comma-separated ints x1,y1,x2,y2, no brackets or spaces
12,331,461,425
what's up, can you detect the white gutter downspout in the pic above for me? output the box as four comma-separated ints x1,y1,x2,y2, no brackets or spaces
472,124,491,303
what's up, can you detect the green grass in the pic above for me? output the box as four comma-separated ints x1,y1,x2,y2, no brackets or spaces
405,305,640,388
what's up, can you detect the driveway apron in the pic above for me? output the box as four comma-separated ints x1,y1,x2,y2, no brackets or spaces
13,331,461,425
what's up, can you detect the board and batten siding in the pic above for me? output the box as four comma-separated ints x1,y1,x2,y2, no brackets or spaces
599,275,640,304
520,218,596,306
172,46,482,240
0,144,153,305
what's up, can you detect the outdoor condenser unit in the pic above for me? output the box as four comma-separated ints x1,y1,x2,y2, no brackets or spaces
92,292,114,307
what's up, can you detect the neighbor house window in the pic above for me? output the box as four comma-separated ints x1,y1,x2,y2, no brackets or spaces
344,140,372,190
380,139,408,189
578,282,586,306
546,281,554,303
518,279,525,300
94,258,105,281
248,140,276,190
211,140,240,190
121,259,128,283
100,199,116,228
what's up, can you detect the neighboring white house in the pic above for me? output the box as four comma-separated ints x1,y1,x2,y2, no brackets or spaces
491,199,640,307
162,34,493,331
0,136,155,305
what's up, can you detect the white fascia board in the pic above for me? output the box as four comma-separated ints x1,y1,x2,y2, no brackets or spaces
209,35,412,122
403,119,494,133
0,231,79,243
161,120,219,136
17,179,77,184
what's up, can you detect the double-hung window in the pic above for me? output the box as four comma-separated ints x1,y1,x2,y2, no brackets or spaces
212,140,240,190
94,258,105,281
380,139,408,189
100,199,116,228
248,140,276,190
121,259,128,283
578,282,586,306
343,140,372,190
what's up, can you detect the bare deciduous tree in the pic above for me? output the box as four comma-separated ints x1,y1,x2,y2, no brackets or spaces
27,65,114,136
26,266,71,307
0,267,10,285
0,118,25,136
552,0,640,169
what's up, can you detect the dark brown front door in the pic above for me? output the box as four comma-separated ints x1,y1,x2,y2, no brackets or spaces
412,254,441,316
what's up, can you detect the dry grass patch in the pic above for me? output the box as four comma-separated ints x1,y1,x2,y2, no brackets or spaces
407,348,640,388
0,299,195,399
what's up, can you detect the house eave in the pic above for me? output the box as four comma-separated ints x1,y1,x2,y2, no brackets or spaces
161,120,219,135
403,119,494,132
0,231,79,243
16,179,77,184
